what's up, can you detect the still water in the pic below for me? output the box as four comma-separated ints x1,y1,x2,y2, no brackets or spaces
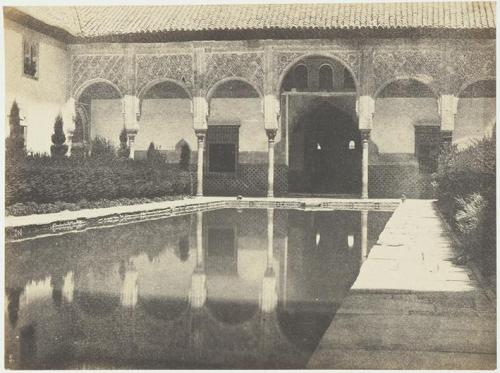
5,208,391,369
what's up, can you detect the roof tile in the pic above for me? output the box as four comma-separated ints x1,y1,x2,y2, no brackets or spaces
12,2,496,39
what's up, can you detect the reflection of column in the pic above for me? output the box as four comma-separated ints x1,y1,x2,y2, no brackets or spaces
266,129,277,198
361,210,368,265
261,208,277,312
121,266,138,308
195,130,207,197
62,271,75,303
360,130,370,199
191,211,206,308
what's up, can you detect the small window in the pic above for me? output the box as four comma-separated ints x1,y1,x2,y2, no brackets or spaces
23,38,39,79
319,65,334,91
294,65,308,90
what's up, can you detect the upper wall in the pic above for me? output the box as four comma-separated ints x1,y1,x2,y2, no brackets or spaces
4,18,69,154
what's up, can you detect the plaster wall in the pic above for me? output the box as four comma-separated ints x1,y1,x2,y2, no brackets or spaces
372,98,439,155
90,99,123,146
209,98,268,152
4,19,68,154
454,97,496,148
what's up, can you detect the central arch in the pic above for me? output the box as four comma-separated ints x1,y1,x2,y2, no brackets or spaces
290,102,360,194
280,55,359,195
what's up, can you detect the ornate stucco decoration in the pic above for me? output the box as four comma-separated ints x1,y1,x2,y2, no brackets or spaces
72,55,126,97
204,52,264,96
135,54,194,96
446,48,496,95
372,49,445,94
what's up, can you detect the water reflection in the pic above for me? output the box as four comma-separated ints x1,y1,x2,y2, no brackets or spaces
5,208,391,369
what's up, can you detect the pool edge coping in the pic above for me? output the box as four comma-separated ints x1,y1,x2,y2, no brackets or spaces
5,196,402,241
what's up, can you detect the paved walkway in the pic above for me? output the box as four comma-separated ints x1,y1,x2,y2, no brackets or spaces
308,200,496,370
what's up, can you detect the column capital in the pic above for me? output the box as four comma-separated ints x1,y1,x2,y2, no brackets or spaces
195,128,207,140
266,128,278,142
360,128,371,141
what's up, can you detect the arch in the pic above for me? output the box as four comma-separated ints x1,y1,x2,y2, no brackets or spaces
74,78,123,101
373,76,438,99
318,64,334,91
457,78,496,98
277,53,360,95
206,76,263,103
138,78,192,101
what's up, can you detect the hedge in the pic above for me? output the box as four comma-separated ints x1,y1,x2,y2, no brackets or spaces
6,155,193,207
433,135,496,276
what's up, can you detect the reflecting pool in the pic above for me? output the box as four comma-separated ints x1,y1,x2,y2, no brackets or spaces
5,208,391,369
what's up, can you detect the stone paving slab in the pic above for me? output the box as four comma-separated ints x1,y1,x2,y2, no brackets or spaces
310,347,497,370
308,200,496,370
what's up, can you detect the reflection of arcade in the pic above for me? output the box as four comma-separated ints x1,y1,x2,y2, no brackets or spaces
4,209,385,369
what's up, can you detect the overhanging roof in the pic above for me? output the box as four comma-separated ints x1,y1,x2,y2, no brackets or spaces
4,2,496,42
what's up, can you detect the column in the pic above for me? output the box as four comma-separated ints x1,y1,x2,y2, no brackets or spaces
361,130,370,199
438,94,458,149
266,129,277,198
264,94,280,198
122,95,140,159
195,130,207,197
193,96,208,197
126,129,138,159
357,96,374,199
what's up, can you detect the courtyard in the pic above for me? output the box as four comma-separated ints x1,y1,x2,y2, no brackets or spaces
3,2,497,370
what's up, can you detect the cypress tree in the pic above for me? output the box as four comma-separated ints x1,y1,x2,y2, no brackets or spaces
6,101,25,160
50,114,68,159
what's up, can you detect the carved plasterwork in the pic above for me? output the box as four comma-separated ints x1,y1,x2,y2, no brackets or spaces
136,54,194,96
446,48,496,95
372,49,445,92
72,55,126,97
204,52,264,95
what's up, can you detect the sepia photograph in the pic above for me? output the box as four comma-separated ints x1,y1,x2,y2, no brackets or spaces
2,0,497,370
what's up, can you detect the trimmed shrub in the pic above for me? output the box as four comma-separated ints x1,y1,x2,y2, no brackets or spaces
117,128,130,159
179,142,191,170
146,142,165,165
433,135,496,275
6,155,191,209
50,114,68,159
90,136,116,160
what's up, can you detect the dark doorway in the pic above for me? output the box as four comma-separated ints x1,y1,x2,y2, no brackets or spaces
290,102,361,194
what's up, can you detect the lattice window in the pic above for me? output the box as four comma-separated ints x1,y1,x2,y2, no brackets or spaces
23,38,39,79
207,124,240,175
